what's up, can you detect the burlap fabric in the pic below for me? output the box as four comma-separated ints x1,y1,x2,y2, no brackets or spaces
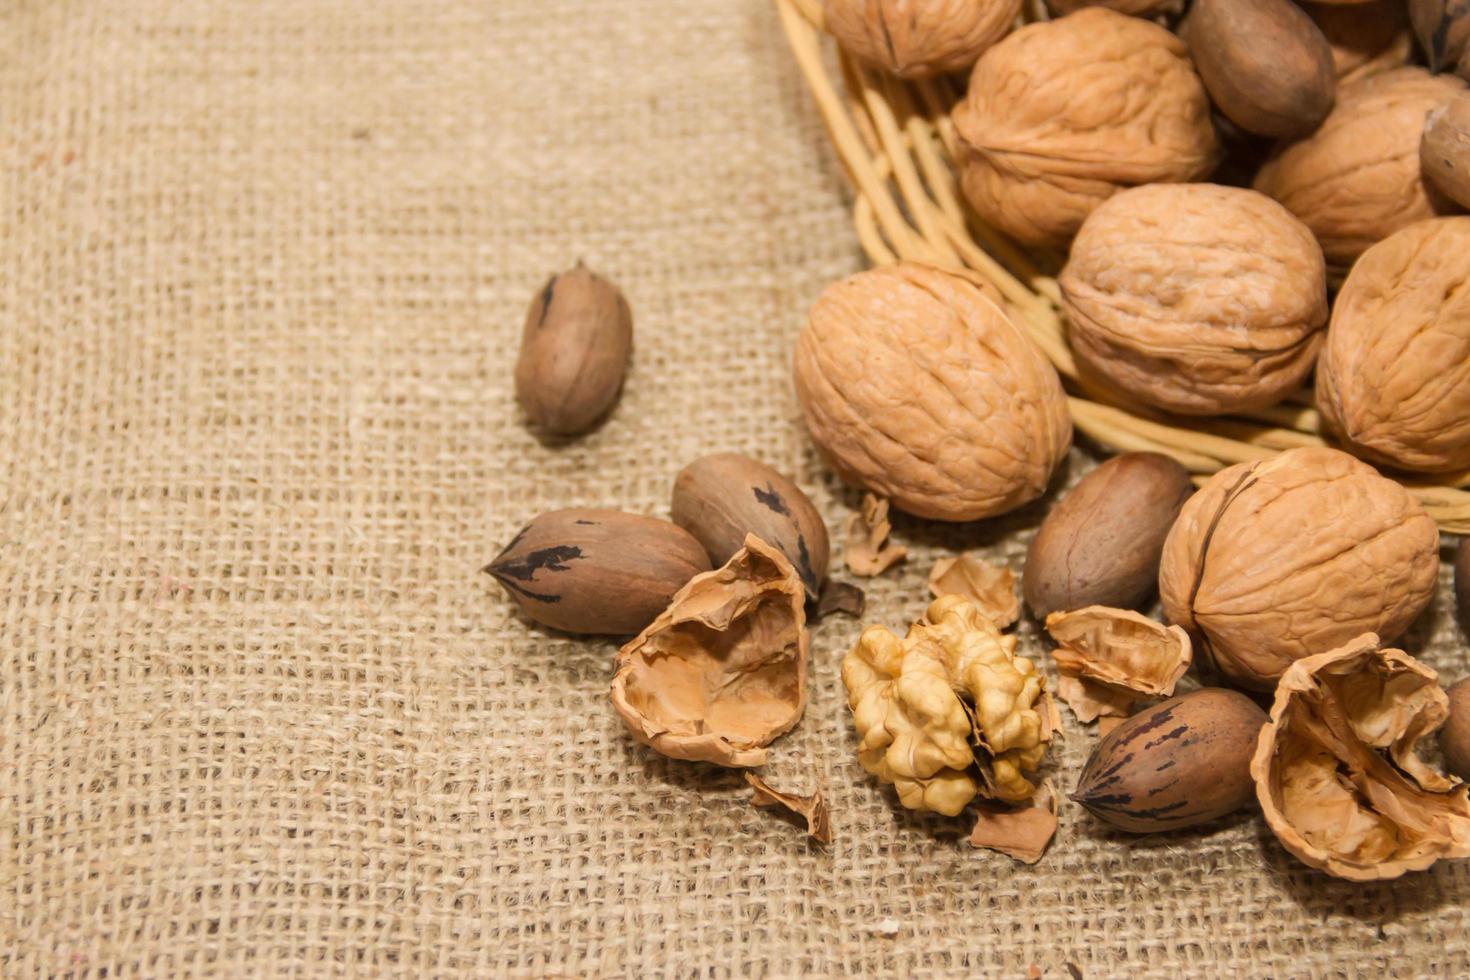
3,1,1468,976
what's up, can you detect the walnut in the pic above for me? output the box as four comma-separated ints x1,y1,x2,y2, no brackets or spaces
822,0,1021,79
952,8,1218,248
610,536,807,768
1254,68,1466,269
1060,183,1327,415
841,595,1054,814
1252,634,1470,881
1316,219,1470,474
794,263,1071,521
1159,447,1439,691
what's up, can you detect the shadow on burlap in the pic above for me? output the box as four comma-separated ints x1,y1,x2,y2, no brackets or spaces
2,1,1467,976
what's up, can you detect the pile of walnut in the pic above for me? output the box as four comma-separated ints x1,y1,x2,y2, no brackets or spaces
489,0,1470,877
806,0,1470,878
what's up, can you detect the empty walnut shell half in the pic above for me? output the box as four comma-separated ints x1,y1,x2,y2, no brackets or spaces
1045,607,1192,699
1061,183,1327,416
1158,447,1439,691
793,263,1071,521
953,8,1218,248
823,0,1021,79
1252,634,1470,881
1316,219,1470,474
610,535,807,768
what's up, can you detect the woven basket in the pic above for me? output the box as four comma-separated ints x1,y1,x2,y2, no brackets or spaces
776,0,1470,534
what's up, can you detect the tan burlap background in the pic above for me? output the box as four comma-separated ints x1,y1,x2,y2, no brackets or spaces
4,1,1469,976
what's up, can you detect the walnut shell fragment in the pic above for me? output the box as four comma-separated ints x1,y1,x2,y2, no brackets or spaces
745,772,832,843
1315,219,1470,474
795,264,1071,521
969,780,1059,865
1251,634,1470,881
823,0,1021,79
928,554,1019,630
953,8,1219,247
1055,673,1136,725
610,536,807,768
1045,607,1192,699
845,493,906,577
842,595,1054,814
1158,447,1438,690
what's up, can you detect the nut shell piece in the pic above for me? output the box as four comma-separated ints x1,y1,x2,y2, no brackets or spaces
485,508,711,635
823,0,1021,79
1061,183,1327,416
841,595,1054,814
1252,634,1470,881
952,8,1219,248
1316,219,1470,474
1045,607,1192,699
1023,453,1194,618
672,452,829,599
793,263,1071,521
1158,447,1439,690
610,535,807,768
1254,68,1466,269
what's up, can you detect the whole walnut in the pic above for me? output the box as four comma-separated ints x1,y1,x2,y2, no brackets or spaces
793,263,1071,521
1316,219,1470,473
952,8,1219,248
1254,68,1466,269
1060,183,1327,415
823,0,1021,79
1159,447,1439,690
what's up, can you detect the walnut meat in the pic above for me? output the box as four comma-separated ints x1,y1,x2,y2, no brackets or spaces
610,536,807,768
823,0,1021,79
793,263,1071,521
1254,68,1466,268
1316,219,1470,473
1252,634,1470,881
1061,184,1327,415
842,595,1054,814
952,8,1219,248
1159,447,1439,690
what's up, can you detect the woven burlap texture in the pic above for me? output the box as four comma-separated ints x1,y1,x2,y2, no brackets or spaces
3,1,1468,976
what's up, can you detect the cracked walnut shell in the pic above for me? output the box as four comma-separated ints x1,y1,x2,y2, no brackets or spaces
953,8,1219,248
1254,68,1466,269
1159,448,1438,691
610,535,807,768
823,0,1021,79
841,595,1053,815
1061,183,1327,416
1316,219,1470,474
1252,634,1470,880
793,263,1071,522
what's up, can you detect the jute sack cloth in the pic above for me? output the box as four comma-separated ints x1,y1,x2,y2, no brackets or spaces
2,0,1467,976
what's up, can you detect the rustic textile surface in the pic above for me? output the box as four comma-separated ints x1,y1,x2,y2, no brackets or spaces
3,1,1468,976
